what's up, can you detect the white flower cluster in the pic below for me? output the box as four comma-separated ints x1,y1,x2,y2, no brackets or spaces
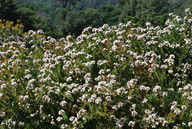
0,9,192,129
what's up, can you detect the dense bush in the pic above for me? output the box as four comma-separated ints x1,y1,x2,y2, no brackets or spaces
0,9,192,129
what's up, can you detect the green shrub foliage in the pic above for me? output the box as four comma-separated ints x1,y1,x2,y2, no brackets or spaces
0,9,192,129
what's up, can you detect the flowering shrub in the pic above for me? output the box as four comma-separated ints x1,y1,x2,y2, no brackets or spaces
0,9,192,129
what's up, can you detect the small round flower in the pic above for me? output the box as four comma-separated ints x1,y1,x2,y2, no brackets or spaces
19,121,24,127
153,85,161,92
95,97,102,104
60,101,67,106
0,112,5,118
146,22,151,27
0,93,3,97
168,69,173,73
174,108,181,115
185,8,191,14
56,117,63,122
172,126,178,129
188,122,192,127
69,116,75,122
37,30,44,34
142,98,148,104
58,109,65,115
61,124,68,129
128,121,135,127
181,105,187,110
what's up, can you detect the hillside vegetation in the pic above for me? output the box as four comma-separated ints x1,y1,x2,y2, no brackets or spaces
1,0,192,38
0,8,192,128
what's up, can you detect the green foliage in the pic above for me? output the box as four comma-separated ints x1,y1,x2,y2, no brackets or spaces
98,4,121,26
2,0,192,40
54,8,103,37
170,0,192,17
0,0,18,22
14,0,120,38
53,8,68,37
0,20,23,39
16,7,36,31
117,0,129,7
54,0,80,9
74,0,117,10
119,0,170,27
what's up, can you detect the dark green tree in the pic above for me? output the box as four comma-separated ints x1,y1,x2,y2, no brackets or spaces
119,0,170,27
117,0,129,7
54,0,80,9
74,0,117,10
98,4,121,26
53,8,68,37
16,7,36,31
63,9,103,36
0,0,18,22
170,0,192,17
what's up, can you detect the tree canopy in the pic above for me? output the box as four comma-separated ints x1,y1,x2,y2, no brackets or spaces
0,0,191,38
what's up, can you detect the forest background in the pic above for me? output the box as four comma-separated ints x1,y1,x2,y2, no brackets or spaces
0,0,192,38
